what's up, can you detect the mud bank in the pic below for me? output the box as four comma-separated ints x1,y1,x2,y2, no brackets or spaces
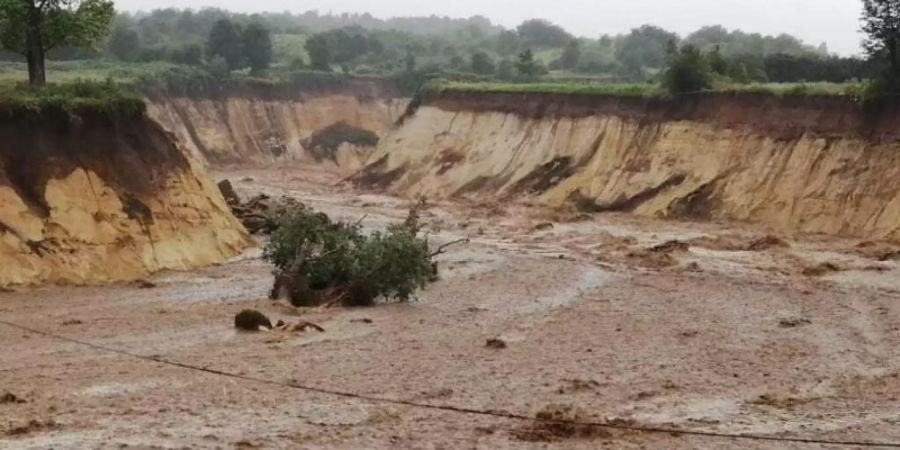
145,78,408,170
0,111,251,287
356,91,900,241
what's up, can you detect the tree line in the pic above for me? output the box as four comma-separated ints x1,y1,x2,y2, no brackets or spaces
104,11,872,86
0,1,898,92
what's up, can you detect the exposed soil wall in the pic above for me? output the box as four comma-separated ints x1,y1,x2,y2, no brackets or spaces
144,80,408,171
0,113,251,287
355,91,900,241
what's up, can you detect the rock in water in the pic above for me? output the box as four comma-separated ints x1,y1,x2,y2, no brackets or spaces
234,310,273,332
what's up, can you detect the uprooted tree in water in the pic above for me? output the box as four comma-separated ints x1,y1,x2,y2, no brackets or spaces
263,202,457,307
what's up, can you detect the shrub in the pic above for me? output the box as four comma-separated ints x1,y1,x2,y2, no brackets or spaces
132,64,222,94
263,206,434,307
663,45,712,95
307,122,379,160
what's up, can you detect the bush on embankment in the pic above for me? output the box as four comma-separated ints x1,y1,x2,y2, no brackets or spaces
0,80,145,121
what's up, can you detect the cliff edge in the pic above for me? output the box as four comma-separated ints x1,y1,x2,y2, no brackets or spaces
0,109,251,287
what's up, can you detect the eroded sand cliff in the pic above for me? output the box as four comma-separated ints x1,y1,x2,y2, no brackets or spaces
145,79,407,170
357,91,900,240
0,112,251,287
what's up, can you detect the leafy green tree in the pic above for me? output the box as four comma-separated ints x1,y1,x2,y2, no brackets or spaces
494,29,521,54
664,45,712,94
264,207,434,307
449,54,465,70
206,55,230,80
707,45,728,74
727,61,750,83
616,25,680,77
470,51,495,75
243,22,272,75
305,34,331,70
516,49,543,79
107,23,140,62
729,53,768,82
496,58,514,79
558,39,581,69
404,48,416,72
861,0,900,85
331,28,369,63
206,18,243,71
763,53,870,83
684,25,824,58
169,43,202,65
0,0,114,85
516,19,572,48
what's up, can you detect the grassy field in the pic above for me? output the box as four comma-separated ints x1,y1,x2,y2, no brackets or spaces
0,61,360,96
435,80,865,98
0,60,192,84
435,80,662,96
0,60,868,106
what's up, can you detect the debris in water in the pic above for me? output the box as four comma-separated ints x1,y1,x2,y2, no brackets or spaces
274,320,325,333
779,317,812,328
683,262,703,272
802,262,841,277
135,280,156,289
217,179,241,206
5,419,57,436
750,393,810,410
650,240,690,253
229,194,307,235
234,310,274,332
624,242,688,269
0,392,26,404
879,250,900,262
512,404,610,442
746,235,789,251
486,338,508,349
557,379,603,394
690,234,788,252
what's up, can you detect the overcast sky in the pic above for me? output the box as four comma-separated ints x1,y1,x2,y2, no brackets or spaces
116,0,865,56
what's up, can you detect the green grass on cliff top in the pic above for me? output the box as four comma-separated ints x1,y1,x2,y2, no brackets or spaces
0,80,146,119
436,80,865,98
0,60,359,95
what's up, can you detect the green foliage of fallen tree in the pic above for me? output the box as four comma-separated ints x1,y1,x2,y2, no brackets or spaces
263,204,436,307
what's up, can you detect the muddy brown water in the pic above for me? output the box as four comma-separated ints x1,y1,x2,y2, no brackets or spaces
2,164,900,449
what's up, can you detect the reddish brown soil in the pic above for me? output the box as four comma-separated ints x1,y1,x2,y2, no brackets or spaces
2,164,900,449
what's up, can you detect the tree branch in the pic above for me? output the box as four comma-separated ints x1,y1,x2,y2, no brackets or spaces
429,238,468,257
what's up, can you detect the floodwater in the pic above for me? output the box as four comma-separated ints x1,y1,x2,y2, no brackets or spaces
2,164,900,449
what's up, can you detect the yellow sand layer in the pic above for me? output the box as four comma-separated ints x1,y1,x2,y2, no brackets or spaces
0,130,250,287
147,95,407,172
365,105,900,240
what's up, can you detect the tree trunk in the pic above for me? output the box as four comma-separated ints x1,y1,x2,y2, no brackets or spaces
24,0,45,86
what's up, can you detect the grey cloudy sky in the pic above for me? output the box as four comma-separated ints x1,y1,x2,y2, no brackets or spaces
116,0,865,56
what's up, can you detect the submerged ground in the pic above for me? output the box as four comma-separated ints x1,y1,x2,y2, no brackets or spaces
2,164,900,449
